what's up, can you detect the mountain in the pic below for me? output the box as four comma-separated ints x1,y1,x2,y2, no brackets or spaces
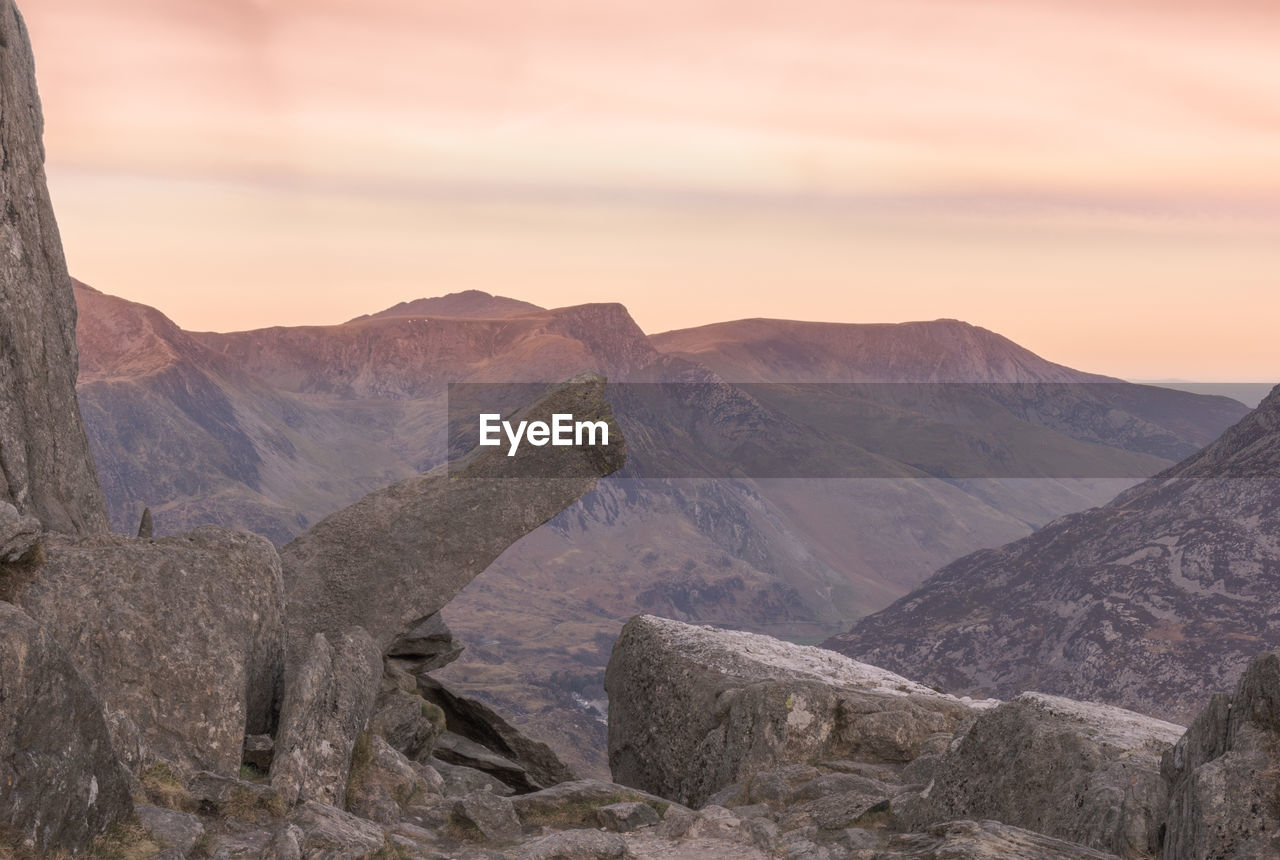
73,287,1248,774
826,384,1280,724
348,290,544,323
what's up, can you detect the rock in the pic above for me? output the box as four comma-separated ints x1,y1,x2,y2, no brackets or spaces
904,693,1181,858
451,790,522,842
1161,648,1280,859
606,615,985,806
188,771,288,824
0,0,109,537
511,779,677,828
0,601,132,853
419,675,575,792
878,819,1121,859
432,757,516,797
263,824,304,860
516,829,630,859
279,372,625,669
244,733,274,772
11,526,286,775
371,662,446,762
208,830,274,859
386,611,464,673
271,627,382,807
346,733,440,825
135,804,206,855
596,800,660,831
137,506,154,538
289,800,387,857
781,791,890,832
0,500,40,563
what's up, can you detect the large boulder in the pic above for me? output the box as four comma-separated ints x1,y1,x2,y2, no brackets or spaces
10,526,286,775
0,601,132,853
1162,648,1280,859
606,615,985,807
0,0,109,537
279,373,625,668
904,692,1181,858
879,820,1122,859
271,628,383,808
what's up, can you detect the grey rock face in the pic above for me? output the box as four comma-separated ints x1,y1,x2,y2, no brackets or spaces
1161,648,1280,859
595,800,660,832
0,500,39,562
606,615,983,807
135,804,206,855
831,385,1280,726
346,733,441,825
879,820,1122,859
515,829,629,859
0,0,108,537
271,628,382,807
905,693,1181,858
11,526,285,775
370,665,446,762
0,601,132,853
387,611,464,673
279,372,625,669
289,801,387,857
510,779,677,829
451,790,523,842
418,675,575,792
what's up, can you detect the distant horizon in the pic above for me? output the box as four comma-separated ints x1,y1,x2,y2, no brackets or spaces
25,0,1280,381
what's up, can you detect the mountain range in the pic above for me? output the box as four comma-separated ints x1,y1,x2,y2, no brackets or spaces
73,283,1248,774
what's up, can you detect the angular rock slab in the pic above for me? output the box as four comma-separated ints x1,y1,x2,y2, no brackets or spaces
0,0,109,537
606,614,985,807
271,628,382,808
905,692,1182,859
0,602,132,853
1162,648,1280,859
12,526,285,776
880,820,1121,859
280,372,625,668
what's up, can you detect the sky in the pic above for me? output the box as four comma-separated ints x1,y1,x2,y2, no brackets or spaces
20,0,1280,380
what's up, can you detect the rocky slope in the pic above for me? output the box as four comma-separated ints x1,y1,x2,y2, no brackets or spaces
828,384,1280,725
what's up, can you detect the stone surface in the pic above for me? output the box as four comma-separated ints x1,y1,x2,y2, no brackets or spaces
346,733,441,825
452,790,523,842
279,372,625,669
879,820,1121,859
432,757,516,798
515,829,629,859
1161,648,1280,859
11,526,285,774
905,692,1181,858
271,627,382,807
387,611,464,673
371,663,447,762
135,804,206,855
188,771,288,825
0,601,132,852
511,779,676,829
420,675,575,792
831,385,1280,727
0,0,109,538
595,800,660,832
289,800,387,856
244,733,274,772
606,615,986,806
0,500,40,563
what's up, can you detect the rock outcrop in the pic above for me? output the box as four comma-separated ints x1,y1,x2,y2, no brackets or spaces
830,384,1280,725
279,372,625,668
1161,647,1280,859
902,693,1182,858
0,0,109,537
606,615,987,807
271,628,383,808
8,526,286,775
0,602,131,853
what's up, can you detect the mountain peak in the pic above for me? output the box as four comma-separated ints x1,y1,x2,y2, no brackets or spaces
349,291,544,323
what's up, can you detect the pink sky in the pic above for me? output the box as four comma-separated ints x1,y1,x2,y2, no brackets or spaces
21,0,1280,380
